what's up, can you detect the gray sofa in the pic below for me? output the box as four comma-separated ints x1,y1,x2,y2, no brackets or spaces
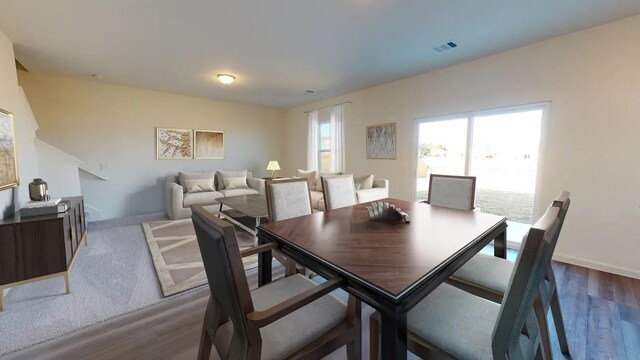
165,171,265,220
310,178,389,211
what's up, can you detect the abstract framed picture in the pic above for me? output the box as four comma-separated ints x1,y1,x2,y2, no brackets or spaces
0,109,19,191
156,128,193,160
366,122,396,159
194,130,224,159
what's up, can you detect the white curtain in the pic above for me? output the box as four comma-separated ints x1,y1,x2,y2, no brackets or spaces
307,110,319,170
330,104,346,172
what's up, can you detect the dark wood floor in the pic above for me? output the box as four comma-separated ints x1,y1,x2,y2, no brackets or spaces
3,262,640,360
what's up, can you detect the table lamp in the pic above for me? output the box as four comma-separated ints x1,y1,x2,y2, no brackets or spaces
266,161,281,179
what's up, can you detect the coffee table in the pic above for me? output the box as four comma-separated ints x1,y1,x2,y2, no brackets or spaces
216,194,268,244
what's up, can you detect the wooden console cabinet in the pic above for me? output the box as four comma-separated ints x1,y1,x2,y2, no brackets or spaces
0,196,87,311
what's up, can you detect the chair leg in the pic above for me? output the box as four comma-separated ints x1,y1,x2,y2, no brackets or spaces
550,290,570,355
346,296,362,360
534,298,552,360
197,324,213,360
369,312,380,360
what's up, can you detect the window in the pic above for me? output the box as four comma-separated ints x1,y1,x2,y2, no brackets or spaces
415,103,547,244
318,120,332,171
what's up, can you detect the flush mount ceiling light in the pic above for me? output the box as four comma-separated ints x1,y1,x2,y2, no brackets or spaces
217,74,236,85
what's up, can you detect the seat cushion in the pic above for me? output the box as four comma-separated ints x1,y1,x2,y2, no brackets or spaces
408,283,501,360
215,274,347,360
309,190,325,211
450,253,514,296
182,191,224,208
218,188,259,197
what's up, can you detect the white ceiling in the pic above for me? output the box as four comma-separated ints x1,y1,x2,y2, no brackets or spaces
1,1,640,108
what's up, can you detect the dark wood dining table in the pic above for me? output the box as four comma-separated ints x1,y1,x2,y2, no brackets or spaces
257,198,507,359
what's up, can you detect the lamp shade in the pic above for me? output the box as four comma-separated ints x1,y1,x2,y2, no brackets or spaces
266,161,281,171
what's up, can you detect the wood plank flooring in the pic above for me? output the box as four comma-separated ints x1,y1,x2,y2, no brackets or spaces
3,261,640,360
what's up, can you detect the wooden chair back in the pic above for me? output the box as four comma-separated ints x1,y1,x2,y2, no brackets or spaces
265,178,313,222
191,205,262,358
322,174,357,211
427,174,476,211
492,205,562,358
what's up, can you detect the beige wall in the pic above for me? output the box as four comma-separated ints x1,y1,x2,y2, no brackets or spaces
19,72,286,219
0,30,39,218
284,15,640,277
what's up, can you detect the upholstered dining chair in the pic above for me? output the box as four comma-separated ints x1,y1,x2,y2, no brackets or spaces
265,178,314,222
265,178,314,276
370,204,563,360
426,174,477,211
192,205,362,360
445,191,571,359
322,174,358,211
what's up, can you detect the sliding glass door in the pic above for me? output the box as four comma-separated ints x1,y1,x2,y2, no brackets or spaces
415,104,546,242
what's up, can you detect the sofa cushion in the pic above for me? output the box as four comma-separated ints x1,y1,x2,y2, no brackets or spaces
223,176,249,190
309,191,325,211
295,169,318,189
183,191,224,208
216,170,247,190
178,171,215,193
354,174,374,190
218,188,259,197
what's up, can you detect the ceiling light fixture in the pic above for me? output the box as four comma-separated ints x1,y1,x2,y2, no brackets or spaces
217,74,236,85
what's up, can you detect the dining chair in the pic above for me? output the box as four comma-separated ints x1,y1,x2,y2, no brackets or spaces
265,178,314,276
370,204,563,359
192,205,362,360
426,174,476,211
265,178,314,222
322,174,358,211
446,191,571,359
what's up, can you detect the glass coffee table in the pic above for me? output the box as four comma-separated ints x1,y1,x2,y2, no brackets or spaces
217,194,268,244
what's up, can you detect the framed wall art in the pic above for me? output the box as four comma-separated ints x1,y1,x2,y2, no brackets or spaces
0,109,19,191
366,122,396,159
194,130,224,159
156,128,193,160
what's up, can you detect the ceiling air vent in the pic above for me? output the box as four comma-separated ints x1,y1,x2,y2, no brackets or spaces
433,41,458,53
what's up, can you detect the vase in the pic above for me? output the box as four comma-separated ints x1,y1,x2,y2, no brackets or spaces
28,178,49,201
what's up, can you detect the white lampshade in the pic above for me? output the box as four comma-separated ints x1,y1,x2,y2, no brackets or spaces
266,161,281,171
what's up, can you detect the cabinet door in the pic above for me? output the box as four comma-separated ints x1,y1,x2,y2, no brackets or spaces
78,200,86,237
68,208,78,249
73,205,82,246
20,219,67,278
63,216,73,265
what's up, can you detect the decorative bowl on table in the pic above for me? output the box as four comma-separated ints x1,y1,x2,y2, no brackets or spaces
366,201,410,223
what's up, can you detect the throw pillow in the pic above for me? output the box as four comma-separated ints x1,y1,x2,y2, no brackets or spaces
178,171,215,193
216,170,247,190
296,169,318,189
223,176,249,190
316,172,343,192
354,175,375,190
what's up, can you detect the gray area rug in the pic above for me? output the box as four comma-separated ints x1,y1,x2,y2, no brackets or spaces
0,213,197,355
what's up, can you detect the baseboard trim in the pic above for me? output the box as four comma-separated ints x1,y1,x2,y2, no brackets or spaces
553,253,640,280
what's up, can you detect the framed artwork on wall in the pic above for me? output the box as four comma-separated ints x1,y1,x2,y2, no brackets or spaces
366,122,396,159
194,130,224,159
156,128,194,160
0,109,19,191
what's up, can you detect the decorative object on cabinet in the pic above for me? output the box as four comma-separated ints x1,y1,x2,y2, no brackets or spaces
0,196,87,311
28,178,50,201
156,128,193,159
0,109,19,191
194,130,224,159
366,122,396,159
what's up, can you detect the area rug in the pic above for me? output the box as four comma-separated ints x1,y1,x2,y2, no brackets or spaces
142,217,258,297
